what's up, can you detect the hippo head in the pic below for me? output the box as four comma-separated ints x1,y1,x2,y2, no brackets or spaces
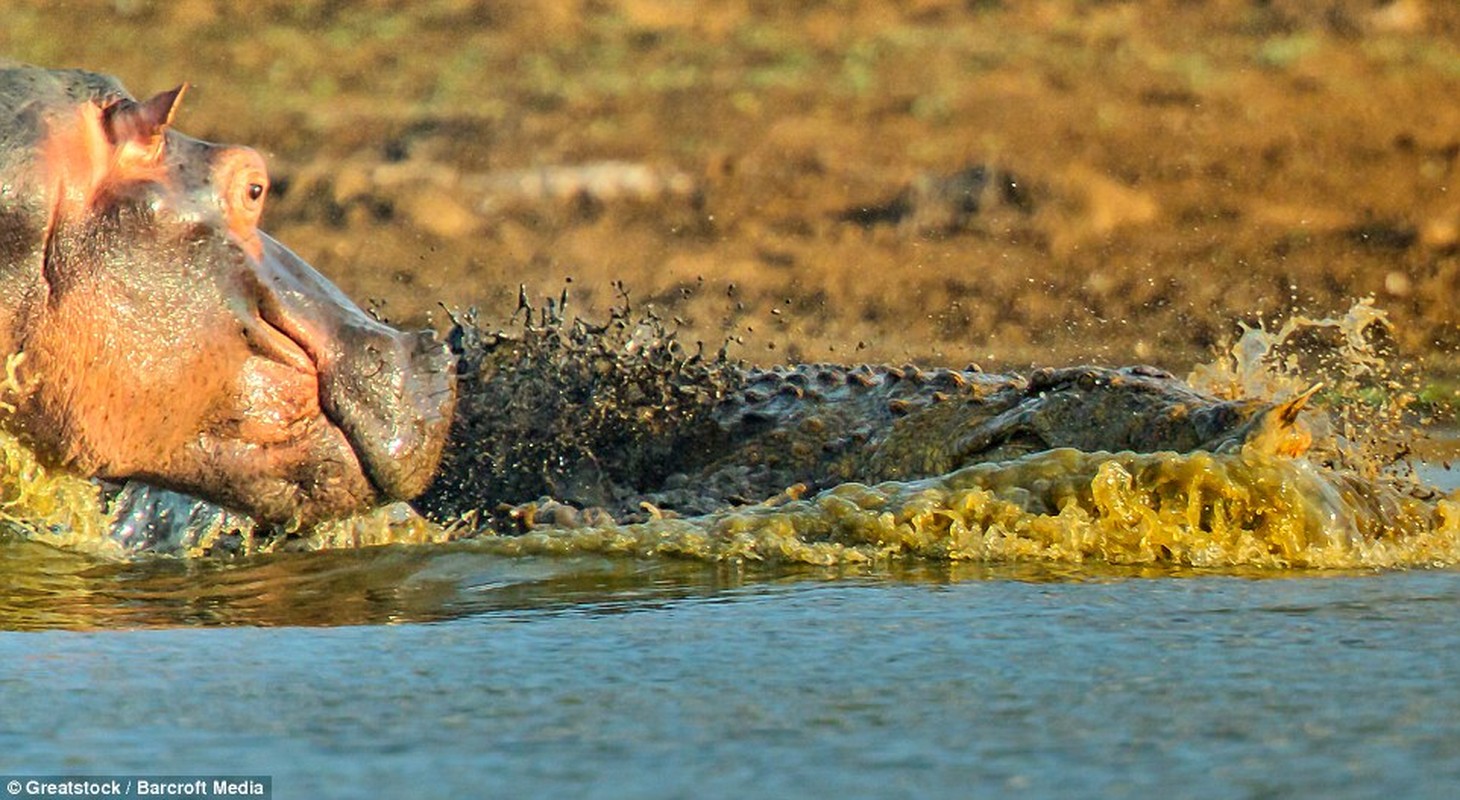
0,66,457,525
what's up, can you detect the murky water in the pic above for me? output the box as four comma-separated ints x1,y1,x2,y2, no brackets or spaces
2,305,1459,796
0,443,1455,800
5,556,1460,798
0,453,1457,798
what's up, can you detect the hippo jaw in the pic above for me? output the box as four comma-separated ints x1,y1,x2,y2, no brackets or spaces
251,231,458,506
164,230,459,524
0,66,457,526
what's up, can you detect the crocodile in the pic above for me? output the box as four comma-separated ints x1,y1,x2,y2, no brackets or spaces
414,302,1307,529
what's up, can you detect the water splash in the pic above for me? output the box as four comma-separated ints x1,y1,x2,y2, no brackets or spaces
458,299,1458,571
0,429,118,558
469,447,1460,570
1188,299,1395,401
0,301,1454,573
1187,298,1433,480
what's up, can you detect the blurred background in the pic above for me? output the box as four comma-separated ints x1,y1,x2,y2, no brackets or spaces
3,0,1458,379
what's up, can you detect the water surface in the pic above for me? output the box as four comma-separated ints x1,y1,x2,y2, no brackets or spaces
0,400,1452,799
5,563,1460,799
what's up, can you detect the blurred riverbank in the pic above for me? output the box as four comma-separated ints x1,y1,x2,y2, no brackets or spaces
4,1,1457,387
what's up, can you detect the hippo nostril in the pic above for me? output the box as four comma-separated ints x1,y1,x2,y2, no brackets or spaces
246,230,457,504
412,330,461,374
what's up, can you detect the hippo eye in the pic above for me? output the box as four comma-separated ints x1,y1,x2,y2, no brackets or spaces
233,171,268,220
214,150,270,244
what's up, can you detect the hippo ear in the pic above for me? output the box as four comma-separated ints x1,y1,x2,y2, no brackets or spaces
101,84,187,149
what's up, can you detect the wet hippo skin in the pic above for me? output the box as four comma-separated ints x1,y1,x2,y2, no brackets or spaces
0,64,456,525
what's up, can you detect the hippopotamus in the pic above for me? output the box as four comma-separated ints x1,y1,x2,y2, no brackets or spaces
0,65,456,525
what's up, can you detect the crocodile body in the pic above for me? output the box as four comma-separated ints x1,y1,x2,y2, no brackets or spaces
700,362,1262,485
415,311,1277,528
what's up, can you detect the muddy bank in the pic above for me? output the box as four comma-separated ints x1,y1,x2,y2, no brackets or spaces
3,1,1459,384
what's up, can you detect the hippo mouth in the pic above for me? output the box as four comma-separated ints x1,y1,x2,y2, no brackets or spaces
245,230,458,508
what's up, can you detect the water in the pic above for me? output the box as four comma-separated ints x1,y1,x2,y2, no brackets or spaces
5,560,1460,798
1,305,1457,797
0,448,1456,799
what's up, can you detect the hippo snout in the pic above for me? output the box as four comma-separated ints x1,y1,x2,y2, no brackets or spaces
253,233,458,512
320,326,458,502
0,66,464,527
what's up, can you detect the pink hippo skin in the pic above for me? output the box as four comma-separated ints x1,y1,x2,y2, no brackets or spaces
0,65,457,525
